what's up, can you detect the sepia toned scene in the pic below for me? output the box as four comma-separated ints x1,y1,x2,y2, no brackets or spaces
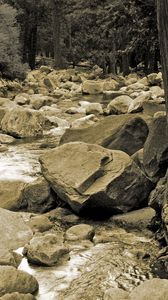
0,0,168,299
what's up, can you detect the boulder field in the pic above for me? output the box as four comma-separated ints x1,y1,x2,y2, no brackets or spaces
1,68,168,298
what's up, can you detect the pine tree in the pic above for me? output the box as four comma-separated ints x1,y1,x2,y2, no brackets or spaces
0,3,27,78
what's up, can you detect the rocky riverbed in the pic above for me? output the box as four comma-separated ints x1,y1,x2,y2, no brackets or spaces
0,66,168,299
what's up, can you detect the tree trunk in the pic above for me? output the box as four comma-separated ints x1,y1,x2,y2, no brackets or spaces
148,48,156,74
122,53,129,76
22,15,29,64
50,0,64,69
157,0,168,114
28,21,37,70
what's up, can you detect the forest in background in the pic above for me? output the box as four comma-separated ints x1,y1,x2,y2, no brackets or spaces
0,0,158,79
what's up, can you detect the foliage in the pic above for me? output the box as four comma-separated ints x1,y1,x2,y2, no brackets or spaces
0,0,159,75
0,3,27,79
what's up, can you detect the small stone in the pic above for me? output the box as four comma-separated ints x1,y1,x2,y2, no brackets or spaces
27,215,53,233
0,134,15,144
65,224,95,241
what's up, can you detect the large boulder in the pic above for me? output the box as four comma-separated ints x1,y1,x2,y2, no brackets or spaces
60,115,149,156
40,142,153,216
1,108,44,138
0,266,38,297
0,208,32,250
143,115,168,181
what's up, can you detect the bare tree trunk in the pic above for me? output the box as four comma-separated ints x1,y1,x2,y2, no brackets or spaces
28,18,37,70
22,15,29,64
122,53,129,76
50,0,64,69
157,0,168,114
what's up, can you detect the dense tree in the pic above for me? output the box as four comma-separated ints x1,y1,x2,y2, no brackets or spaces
0,2,27,78
0,0,160,75
6,0,47,69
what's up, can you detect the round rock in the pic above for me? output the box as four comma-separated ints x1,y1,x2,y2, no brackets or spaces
65,224,95,241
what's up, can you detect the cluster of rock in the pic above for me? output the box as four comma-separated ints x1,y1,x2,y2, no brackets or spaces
0,67,168,230
0,67,165,140
0,208,38,299
1,66,168,297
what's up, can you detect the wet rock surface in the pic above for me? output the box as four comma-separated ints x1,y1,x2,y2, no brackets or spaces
58,226,158,300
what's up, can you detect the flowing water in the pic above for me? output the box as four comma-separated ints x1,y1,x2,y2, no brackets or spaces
0,94,162,299
16,226,159,300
